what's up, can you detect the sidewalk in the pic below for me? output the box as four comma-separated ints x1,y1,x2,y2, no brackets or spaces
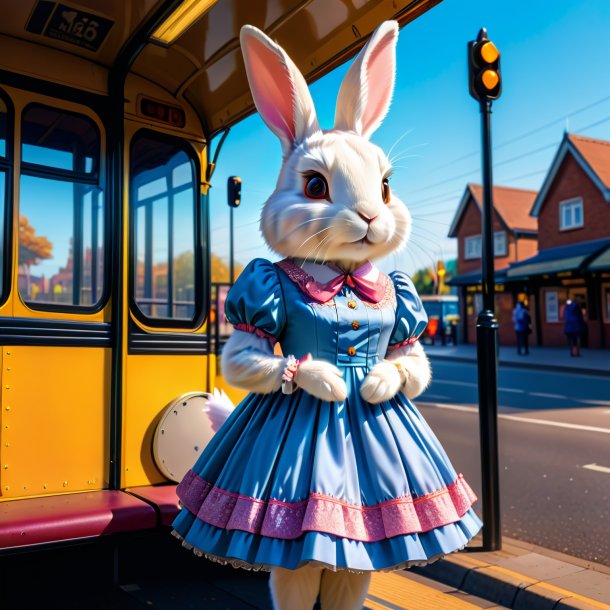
424,343,610,376
416,536,610,610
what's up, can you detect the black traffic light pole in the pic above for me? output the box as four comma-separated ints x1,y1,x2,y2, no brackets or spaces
477,96,502,551
468,27,502,552
227,176,242,284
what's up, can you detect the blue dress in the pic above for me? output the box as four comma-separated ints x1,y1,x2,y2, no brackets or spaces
172,258,481,571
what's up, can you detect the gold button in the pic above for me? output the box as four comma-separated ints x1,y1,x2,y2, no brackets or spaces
347,301,357,309
347,346,356,356
352,320,360,330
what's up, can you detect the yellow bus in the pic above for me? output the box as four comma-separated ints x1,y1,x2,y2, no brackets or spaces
0,0,442,587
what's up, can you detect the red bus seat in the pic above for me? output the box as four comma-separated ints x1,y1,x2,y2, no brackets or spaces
126,484,180,526
0,491,157,550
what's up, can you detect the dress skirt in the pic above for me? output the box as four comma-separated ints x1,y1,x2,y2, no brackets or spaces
172,366,482,572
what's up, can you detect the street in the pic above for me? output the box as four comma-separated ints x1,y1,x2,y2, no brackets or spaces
416,359,610,566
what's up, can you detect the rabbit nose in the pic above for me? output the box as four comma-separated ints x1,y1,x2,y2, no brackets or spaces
358,212,378,224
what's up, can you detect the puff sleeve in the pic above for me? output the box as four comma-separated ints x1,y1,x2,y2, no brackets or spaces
387,271,428,350
225,258,286,344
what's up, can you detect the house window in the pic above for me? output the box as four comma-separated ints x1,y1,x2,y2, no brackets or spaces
464,235,481,259
493,231,507,256
559,198,584,231
465,232,506,259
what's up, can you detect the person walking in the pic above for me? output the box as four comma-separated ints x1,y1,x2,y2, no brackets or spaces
512,300,531,355
564,299,585,357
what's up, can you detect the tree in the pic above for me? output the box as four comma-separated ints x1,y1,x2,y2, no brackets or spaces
412,259,456,295
211,253,243,283
19,215,53,295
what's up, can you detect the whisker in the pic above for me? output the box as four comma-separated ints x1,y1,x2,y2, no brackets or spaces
297,228,332,263
387,128,415,160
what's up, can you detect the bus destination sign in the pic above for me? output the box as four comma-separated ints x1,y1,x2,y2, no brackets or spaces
26,1,114,52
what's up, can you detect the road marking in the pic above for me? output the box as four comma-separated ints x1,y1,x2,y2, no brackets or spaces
420,402,610,435
529,391,566,399
499,387,524,394
433,379,478,388
421,402,478,413
582,463,610,474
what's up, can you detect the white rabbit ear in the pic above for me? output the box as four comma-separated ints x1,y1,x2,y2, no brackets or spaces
240,25,320,154
334,21,398,138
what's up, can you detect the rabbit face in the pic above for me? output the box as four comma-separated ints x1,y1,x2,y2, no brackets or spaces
261,130,411,264
241,21,409,267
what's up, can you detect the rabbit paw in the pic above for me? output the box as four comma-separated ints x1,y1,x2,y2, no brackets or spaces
295,359,347,402
360,361,402,404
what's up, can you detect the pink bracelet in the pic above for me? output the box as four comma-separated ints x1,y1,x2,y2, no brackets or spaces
281,353,312,394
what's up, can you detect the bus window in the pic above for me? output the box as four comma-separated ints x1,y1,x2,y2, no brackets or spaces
19,105,104,308
0,96,7,157
130,132,200,324
0,95,9,300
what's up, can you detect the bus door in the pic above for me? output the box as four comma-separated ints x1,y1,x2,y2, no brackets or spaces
0,90,111,501
121,125,209,489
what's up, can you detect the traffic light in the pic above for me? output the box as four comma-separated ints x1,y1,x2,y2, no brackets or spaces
227,176,242,208
468,28,501,101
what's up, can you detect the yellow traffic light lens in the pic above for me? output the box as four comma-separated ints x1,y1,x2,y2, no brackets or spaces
482,69,499,90
481,41,500,63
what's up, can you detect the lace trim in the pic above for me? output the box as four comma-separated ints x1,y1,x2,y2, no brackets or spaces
368,274,396,310
176,470,477,543
275,259,336,307
275,258,396,310
171,529,465,573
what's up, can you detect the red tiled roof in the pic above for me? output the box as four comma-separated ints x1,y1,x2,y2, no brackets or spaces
467,184,538,232
567,134,610,189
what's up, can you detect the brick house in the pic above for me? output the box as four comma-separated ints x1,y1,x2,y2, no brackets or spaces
506,133,610,348
448,184,538,344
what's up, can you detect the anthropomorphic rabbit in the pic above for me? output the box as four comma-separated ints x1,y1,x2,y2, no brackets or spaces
172,21,482,610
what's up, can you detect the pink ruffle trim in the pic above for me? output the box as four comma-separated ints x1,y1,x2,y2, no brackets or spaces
234,323,278,346
176,470,478,543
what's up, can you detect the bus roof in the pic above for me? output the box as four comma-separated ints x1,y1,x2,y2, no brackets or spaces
0,0,442,136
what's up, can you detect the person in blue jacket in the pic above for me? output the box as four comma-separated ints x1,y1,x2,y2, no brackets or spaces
563,299,585,357
512,301,531,356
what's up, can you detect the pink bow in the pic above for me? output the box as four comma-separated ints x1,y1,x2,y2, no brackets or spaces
305,262,386,303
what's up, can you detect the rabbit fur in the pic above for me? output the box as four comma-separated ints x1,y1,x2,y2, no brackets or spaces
223,21,431,406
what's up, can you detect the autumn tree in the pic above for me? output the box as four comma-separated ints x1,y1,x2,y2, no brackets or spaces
19,215,53,294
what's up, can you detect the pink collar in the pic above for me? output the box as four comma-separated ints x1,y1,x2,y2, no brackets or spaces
276,259,387,303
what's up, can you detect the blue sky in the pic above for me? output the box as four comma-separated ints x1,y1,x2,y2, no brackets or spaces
208,0,610,276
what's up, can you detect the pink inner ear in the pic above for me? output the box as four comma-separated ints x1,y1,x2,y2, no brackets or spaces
361,33,396,135
244,37,296,141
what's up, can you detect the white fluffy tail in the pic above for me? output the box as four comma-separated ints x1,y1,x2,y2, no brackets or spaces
204,388,235,432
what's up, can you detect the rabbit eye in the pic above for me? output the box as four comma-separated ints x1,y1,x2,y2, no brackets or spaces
382,177,391,204
304,173,328,200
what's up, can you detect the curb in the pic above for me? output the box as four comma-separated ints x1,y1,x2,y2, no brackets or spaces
413,549,610,610
427,354,610,378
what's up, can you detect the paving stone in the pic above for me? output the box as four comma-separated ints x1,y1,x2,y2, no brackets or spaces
498,553,585,581
546,570,610,604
